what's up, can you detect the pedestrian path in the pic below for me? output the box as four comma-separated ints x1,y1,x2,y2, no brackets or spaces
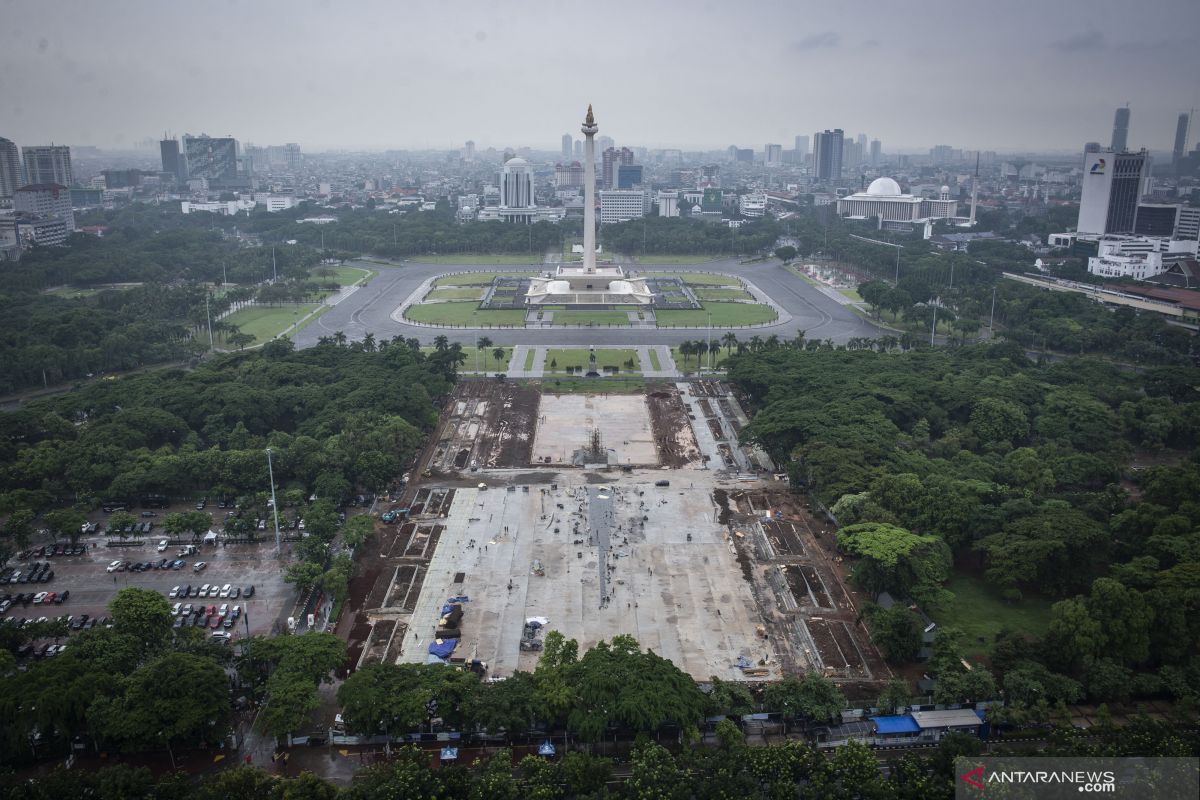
638,345,680,378
506,345,546,378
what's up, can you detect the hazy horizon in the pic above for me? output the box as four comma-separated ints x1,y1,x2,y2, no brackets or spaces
3,0,1199,154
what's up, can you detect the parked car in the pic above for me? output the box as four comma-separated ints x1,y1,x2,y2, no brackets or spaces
173,616,185,628
169,586,180,598
207,615,221,629
84,617,97,630
181,603,193,616
198,584,210,597
193,562,208,572
171,602,182,615
244,585,255,598
38,570,53,583
171,560,185,570
218,603,228,616
192,615,206,627
55,590,69,604
222,616,234,629
0,600,10,613
157,539,168,552
219,584,232,598
230,587,240,599
231,604,241,619
71,614,89,630
42,592,55,604
206,604,217,617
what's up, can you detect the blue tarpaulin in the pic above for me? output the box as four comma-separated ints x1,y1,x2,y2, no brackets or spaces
870,715,921,735
428,639,457,658
447,595,469,604
537,741,556,757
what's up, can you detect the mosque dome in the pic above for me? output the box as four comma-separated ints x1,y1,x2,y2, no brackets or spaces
505,157,529,167
866,177,903,196
940,185,951,194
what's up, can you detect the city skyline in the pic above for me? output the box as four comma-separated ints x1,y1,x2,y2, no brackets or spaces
2,0,1198,153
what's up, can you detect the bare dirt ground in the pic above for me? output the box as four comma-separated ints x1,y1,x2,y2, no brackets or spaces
427,380,540,472
645,382,704,468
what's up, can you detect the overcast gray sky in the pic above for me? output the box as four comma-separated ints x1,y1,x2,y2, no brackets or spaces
3,0,1198,154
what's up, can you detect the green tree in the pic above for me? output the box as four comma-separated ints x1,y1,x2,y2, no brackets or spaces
43,508,87,545
836,522,951,603
762,673,845,724
284,561,324,591
342,514,374,549
108,587,174,647
2,508,36,548
867,605,923,663
876,677,912,714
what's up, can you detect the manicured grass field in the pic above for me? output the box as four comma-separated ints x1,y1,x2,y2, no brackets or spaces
326,265,375,286
411,254,546,265
540,377,646,394
633,254,720,264
523,349,536,370
433,271,538,287
695,288,754,302
671,345,732,371
656,302,777,327
544,348,641,373
838,287,864,302
425,287,485,301
930,572,1054,659
403,302,526,327
287,305,331,340
467,346,514,372
551,310,633,327
643,271,739,286
222,304,322,345
647,349,662,371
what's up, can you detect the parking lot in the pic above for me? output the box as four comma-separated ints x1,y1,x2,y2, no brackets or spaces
2,535,298,639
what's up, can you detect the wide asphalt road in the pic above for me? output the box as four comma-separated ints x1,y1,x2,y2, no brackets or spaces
291,257,886,348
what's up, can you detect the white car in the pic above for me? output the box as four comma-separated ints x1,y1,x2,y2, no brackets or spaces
168,586,180,598
199,583,210,597
106,560,123,573
171,602,182,615
209,585,221,598
219,584,232,598
218,603,228,616
157,539,168,552
32,592,47,604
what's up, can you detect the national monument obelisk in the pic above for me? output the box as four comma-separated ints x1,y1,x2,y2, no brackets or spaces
581,104,599,273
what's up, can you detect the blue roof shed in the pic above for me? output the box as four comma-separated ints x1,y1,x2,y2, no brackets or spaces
870,715,921,735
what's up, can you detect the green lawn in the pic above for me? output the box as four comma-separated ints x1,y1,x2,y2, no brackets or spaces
671,345,732,371
647,349,662,371
551,310,633,327
425,287,485,301
644,272,739,286
544,348,641,373
467,346,514,372
223,304,322,344
412,254,546,265
930,572,1055,659
838,287,864,302
433,271,538,287
403,302,526,327
286,305,332,340
326,265,375,286
633,254,720,264
540,377,646,394
523,349,536,370
656,302,777,327
695,288,754,302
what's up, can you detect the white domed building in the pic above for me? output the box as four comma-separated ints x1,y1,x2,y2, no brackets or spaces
477,157,566,223
836,177,957,230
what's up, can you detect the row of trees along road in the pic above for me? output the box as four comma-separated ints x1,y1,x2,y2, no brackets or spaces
729,341,1200,720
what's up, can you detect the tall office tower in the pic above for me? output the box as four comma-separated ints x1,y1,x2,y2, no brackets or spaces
573,139,582,158
764,143,783,165
22,145,73,186
1172,112,1190,165
813,129,844,181
182,135,238,185
499,158,534,209
463,140,476,161
561,134,572,161
870,138,881,166
14,183,75,230
616,163,643,189
1111,105,1130,151
842,139,860,171
160,138,183,182
857,133,868,155
794,134,809,163
596,135,614,154
0,137,21,200
1078,148,1151,235
601,146,633,189
284,143,302,170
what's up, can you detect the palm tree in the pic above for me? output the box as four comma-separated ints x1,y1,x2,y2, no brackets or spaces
791,330,807,349
333,330,348,347
693,340,708,370
764,335,780,350
748,335,763,353
434,335,449,352
721,331,738,354
678,340,694,368
709,341,721,367
362,332,376,352
478,336,493,353
492,347,505,370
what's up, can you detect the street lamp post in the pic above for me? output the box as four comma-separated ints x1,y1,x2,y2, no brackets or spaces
265,448,281,555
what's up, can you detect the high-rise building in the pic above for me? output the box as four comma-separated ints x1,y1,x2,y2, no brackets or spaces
869,139,881,166
0,137,21,201
596,135,614,154
463,140,476,161
160,138,184,182
22,145,72,187
13,183,75,231
500,157,534,209
555,161,584,189
601,146,633,190
616,164,643,189
764,143,783,165
573,139,582,158
813,129,844,181
793,135,809,164
856,133,867,155
561,134,572,161
182,134,238,185
1077,148,1151,236
1111,105,1130,151
1172,112,1190,165
843,139,860,171
599,189,648,223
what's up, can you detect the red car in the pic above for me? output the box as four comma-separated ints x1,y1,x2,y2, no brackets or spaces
206,604,217,616
208,614,222,628
42,592,56,604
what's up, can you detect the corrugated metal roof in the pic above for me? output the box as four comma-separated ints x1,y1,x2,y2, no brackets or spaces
911,709,984,728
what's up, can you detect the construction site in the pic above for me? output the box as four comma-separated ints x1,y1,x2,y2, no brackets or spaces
341,379,887,689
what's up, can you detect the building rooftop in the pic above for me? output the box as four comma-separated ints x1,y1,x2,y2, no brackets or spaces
910,709,985,729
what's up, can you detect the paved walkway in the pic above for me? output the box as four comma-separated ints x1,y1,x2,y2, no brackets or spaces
506,345,546,378
638,345,680,378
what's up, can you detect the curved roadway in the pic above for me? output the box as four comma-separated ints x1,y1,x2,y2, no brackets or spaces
291,258,886,348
